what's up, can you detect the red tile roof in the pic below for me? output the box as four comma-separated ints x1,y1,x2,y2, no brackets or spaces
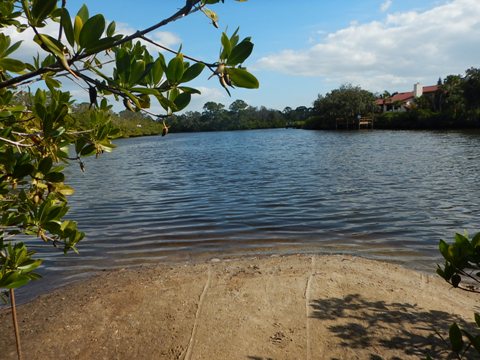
375,85,440,105
422,85,440,93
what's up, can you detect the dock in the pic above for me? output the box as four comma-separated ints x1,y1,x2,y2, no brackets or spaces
335,116,374,130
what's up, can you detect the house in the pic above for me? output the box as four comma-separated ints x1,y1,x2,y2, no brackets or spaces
376,83,440,112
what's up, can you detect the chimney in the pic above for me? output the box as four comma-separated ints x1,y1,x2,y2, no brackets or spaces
413,82,423,97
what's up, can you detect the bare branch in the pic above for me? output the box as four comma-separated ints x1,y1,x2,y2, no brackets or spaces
139,35,217,72
0,136,33,148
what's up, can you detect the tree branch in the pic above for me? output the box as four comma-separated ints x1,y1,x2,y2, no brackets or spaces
0,136,33,148
139,35,217,71
0,0,203,89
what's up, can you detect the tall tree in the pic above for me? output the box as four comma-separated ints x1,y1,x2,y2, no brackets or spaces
313,84,375,120
229,99,248,112
442,74,465,118
463,67,480,111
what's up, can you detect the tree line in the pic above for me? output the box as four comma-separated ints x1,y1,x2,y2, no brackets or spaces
170,100,288,132
306,67,480,130
35,65,480,138
100,65,480,135
62,99,311,136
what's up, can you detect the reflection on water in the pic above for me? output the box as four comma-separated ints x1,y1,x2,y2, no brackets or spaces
18,129,480,300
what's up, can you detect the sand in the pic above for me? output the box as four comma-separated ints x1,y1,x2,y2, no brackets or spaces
0,254,478,359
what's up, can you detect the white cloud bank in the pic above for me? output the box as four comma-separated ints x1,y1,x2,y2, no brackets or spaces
257,0,480,92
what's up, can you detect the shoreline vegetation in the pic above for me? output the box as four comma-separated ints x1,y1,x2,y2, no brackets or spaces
60,65,480,137
0,254,477,359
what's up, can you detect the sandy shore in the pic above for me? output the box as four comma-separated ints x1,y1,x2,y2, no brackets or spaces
1,254,478,359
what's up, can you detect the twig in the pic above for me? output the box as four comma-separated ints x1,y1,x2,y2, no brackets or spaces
10,289,23,360
0,136,33,147
139,35,216,71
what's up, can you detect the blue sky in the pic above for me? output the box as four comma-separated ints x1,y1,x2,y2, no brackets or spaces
8,0,480,113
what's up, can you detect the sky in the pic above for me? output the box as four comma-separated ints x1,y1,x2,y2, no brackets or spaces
8,0,480,113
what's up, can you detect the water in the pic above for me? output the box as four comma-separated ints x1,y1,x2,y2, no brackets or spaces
16,129,480,300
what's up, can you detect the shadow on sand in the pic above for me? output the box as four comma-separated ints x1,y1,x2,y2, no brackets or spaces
247,293,475,359
309,293,474,359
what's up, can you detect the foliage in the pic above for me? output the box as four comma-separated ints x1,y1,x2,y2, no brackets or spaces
170,100,286,132
307,84,376,129
71,103,164,137
374,110,453,129
374,67,480,130
0,1,258,356
433,231,480,359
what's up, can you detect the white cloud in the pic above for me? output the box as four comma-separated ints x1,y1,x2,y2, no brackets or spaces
186,86,229,112
115,22,181,53
257,0,480,93
2,22,58,62
380,0,393,13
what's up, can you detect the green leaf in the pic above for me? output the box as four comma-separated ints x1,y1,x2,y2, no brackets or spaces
436,265,446,279
220,32,231,60
83,36,116,54
38,157,53,174
33,33,64,57
106,21,116,37
472,232,480,248
130,87,160,96
166,55,184,84
129,60,146,84
79,14,105,49
4,40,22,57
227,41,253,66
12,164,34,179
44,76,61,91
60,8,75,47
230,27,240,48
181,62,205,83
76,4,89,23
45,172,65,183
0,273,31,289
58,184,75,196
31,0,57,26
178,86,201,95
439,239,449,260
0,58,25,73
454,232,469,245
449,323,464,353
80,144,96,156
17,259,42,272
203,8,218,22
155,93,176,112
138,94,150,109
227,68,259,89
73,15,83,46
174,92,191,112
151,58,164,85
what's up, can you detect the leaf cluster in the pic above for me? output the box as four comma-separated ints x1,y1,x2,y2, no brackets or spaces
433,231,480,359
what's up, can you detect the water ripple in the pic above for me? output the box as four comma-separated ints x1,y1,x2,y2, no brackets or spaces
15,129,480,301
